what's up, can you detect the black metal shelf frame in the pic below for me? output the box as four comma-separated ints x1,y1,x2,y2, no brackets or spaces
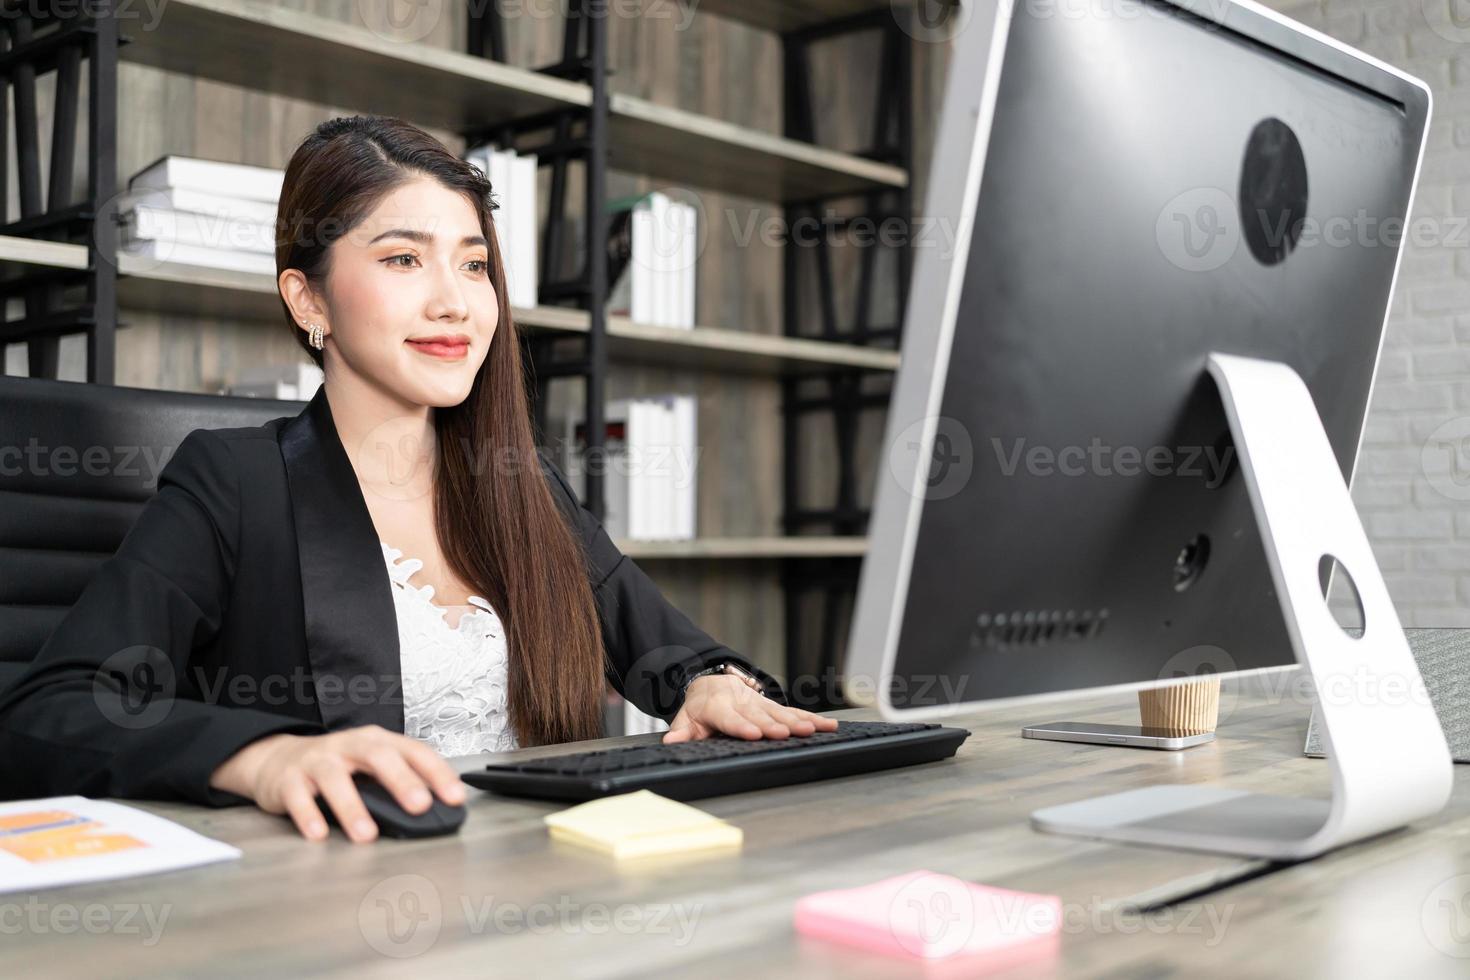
780,9,914,710
0,2,118,382
467,0,613,521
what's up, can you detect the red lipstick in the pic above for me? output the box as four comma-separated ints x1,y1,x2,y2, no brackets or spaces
406,334,471,359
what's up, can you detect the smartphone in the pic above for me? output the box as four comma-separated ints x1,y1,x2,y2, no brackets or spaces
1021,722,1215,750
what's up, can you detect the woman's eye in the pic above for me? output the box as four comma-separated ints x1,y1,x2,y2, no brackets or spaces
385,254,418,268
465,259,488,274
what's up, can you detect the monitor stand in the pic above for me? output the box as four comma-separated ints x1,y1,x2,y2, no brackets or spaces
1029,352,1453,861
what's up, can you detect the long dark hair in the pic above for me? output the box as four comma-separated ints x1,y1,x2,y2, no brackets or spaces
276,115,605,746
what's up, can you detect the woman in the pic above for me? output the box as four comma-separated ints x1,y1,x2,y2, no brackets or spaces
0,115,836,842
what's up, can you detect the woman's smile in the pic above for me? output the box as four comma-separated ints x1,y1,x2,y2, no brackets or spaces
405,333,471,360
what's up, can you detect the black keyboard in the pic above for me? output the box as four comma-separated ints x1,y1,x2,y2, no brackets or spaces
461,720,971,802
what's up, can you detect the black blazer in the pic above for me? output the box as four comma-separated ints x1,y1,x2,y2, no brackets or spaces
0,385,785,806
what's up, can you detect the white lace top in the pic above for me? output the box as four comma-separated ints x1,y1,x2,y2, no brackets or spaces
380,540,519,757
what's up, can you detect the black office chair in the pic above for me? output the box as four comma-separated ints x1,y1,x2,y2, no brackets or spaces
0,375,306,693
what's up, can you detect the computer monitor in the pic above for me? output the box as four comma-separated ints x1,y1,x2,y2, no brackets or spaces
845,0,1453,859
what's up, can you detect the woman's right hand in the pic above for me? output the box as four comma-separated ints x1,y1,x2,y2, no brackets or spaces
208,725,466,843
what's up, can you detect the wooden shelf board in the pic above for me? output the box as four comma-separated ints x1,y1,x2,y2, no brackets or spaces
118,0,589,132
608,94,907,201
116,255,281,320
112,259,900,374
0,235,88,271
605,316,899,372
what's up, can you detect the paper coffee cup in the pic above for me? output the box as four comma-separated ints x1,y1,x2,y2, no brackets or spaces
1138,677,1220,734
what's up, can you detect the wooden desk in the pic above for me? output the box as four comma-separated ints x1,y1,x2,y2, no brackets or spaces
8,671,1470,978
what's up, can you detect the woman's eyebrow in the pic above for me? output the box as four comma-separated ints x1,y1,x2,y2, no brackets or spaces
367,228,489,248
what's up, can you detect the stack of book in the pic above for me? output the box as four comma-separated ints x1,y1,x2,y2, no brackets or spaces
464,144,539,310
560,393,697,541
118,156,282,275
606,191,698,328
224,363,323,401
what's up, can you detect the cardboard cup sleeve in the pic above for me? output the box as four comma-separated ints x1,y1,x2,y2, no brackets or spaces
1138,677,1220,735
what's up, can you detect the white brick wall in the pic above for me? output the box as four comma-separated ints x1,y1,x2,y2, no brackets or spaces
1267,1,1470,626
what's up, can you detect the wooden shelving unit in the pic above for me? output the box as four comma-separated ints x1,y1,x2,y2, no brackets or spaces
0,0,935,699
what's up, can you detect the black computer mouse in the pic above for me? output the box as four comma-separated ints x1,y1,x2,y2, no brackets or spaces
315,772,466,839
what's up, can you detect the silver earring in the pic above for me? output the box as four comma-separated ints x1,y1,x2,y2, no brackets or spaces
308,323,325,350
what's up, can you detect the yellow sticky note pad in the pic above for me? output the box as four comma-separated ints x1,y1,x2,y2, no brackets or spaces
543,790,743,860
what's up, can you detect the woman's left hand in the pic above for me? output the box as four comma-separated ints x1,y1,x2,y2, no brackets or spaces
662,674,839,743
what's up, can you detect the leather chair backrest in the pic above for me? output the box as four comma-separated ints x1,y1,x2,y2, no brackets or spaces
0,375,305,691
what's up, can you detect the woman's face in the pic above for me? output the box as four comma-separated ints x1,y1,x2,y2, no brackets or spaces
319,175,499,408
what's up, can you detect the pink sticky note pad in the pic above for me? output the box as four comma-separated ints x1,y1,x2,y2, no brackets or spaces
794,870,1061,967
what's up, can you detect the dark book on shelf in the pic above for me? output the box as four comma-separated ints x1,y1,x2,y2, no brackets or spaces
605,197,639,316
